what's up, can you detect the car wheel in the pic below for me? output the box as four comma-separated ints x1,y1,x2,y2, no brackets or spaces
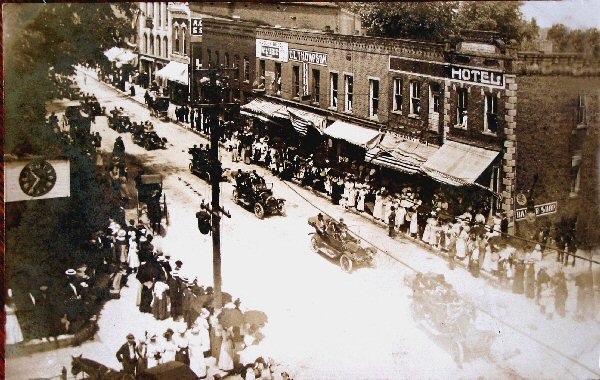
254,203,265,219
340,254,353,273
232,190,239,204
310,236,319,253
451,339,464,369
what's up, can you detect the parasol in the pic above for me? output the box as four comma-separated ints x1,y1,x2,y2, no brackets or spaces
218,308,244,328
243,310,268,327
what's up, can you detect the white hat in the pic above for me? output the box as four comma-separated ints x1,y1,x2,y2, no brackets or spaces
191,326,200,334
80,282,89,288
65,269,76,276
178,326,187,334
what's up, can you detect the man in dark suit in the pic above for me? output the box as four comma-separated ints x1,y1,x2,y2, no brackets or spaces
116,333,139,375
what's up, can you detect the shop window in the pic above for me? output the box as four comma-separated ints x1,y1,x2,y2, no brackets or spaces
577,95,586,125
369,78,379,117
457,88,468,128
312,69,321,104
293,66,300,98
174,27,180,53
330,72,338,109
244,56,250,82
570,152,582,195
275,62,282,95
344,74,353,112
234,55,240,80
393,78,402,112
410,81,421,116
485,93,498,134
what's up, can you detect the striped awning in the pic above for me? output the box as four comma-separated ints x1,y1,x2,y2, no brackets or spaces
421,140,500,186
366,134,438,174
154,61,188,85
285,107,326,135
240,99,287,121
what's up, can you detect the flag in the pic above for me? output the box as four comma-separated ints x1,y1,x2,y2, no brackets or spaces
288,108,315,136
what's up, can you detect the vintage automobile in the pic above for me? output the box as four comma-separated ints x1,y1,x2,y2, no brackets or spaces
406,272,497,368
232,172,285,219
133,130,167,150
81,96,104,116
108,111,133,133
136,174,168,233
307,215,376,272
63,104,92,139
188,146,229,183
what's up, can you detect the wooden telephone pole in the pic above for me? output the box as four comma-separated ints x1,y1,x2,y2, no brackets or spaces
193,66,238,309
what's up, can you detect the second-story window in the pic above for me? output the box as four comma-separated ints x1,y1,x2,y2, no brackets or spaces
570,152,582,195
216,51,220,67
150,37,154,56
410,81,421,115
259,60,266,88
330,72,338,109
370,78,379,117
485,93,498,133
577,95,586,125
393,78,403,112
344,74,353,112
225,53,230,68
143,33,148,54
182,27,187,55
312,69,320,104
457,88,468,128
275,62,282,95
163,36,168,57
174,27,180,53
157,38,161,58
293,66,300,98
243,56,250,82
234,55,240,80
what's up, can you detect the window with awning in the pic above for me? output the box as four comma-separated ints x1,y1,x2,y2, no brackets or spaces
323,120,382,149
421,140,500,187
366,134,438,174
154,61,188,85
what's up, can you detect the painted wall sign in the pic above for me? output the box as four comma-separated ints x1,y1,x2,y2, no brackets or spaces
389,56,505,89
459,42,497,54
191,18,202,36
288,48,328,66
515,202,558,221
302,62,309,97
256,39,289,62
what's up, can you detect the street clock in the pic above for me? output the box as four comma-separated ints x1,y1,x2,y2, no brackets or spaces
18,159,57,197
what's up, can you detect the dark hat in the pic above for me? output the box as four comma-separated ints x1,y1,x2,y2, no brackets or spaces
126,333,135,340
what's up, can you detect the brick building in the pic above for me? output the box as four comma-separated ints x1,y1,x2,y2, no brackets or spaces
184,3,600,248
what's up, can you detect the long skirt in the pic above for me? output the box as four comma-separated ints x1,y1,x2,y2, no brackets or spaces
5,307,24,344
140,286,153,313
218,337,235,371
189,344,207,378
152,294,170,320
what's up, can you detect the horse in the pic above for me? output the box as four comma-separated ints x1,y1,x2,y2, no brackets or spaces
71,355,135,380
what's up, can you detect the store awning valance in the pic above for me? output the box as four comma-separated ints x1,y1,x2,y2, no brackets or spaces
284,107,326,136
104,47,124,62
154,61,188,85
421,140,500,186
366,134,438,174
104,47,136,65
240,99,288,122
116,50,137,65
324,120,382,149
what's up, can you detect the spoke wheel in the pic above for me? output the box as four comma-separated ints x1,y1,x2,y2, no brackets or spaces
340,254,353,273
310,236,319,252
232,190,239,204
254,203,265,219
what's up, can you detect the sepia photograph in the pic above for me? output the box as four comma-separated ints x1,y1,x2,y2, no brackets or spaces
3,1,600,379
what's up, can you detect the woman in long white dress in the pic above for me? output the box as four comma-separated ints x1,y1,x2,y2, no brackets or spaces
162,330,177,362
456,227,468,260
147,335,164,368
395,203,406,231
409,209,419,237
347,183,357,208
188,326,208,378
5,290,24,345
356,186,366,212
127,237,139,272
373,189,384,220
218,326,235,371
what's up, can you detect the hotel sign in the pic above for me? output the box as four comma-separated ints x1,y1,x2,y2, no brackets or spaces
256,39,289,62
288,48,328,66
515,202,558,221
389,56,505,88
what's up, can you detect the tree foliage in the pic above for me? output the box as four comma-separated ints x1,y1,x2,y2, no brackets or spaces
547,24,600,58
4,3,134,155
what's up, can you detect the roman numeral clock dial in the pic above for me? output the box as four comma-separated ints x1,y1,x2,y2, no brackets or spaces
18,159,57,197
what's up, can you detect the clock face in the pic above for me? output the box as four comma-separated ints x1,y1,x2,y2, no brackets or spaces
19,159,57,197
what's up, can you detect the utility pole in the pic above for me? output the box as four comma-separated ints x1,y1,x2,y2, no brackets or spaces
194,66,238,310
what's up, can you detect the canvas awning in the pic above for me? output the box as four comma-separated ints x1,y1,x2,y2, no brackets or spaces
366,134,438,174
104,47,136,64
116,50,137,65
154,61,188,85
240,99,288,122
421,140,500,186
324,120,382,149
104,47,124,62
284,107,326,135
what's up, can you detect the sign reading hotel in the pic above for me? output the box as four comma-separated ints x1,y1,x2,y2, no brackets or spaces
256,39,289,62
288,48,328,66
515,202,558,221
389,56,505,88
191,18,202,36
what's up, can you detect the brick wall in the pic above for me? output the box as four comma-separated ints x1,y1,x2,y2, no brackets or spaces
515,75,600,246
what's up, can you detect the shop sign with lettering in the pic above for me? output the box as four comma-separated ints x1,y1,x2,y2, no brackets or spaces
302,62,309,97
389,56,505,89
191,19,202,36
288,48,328,66
515,202,558,221
256,39,289,62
